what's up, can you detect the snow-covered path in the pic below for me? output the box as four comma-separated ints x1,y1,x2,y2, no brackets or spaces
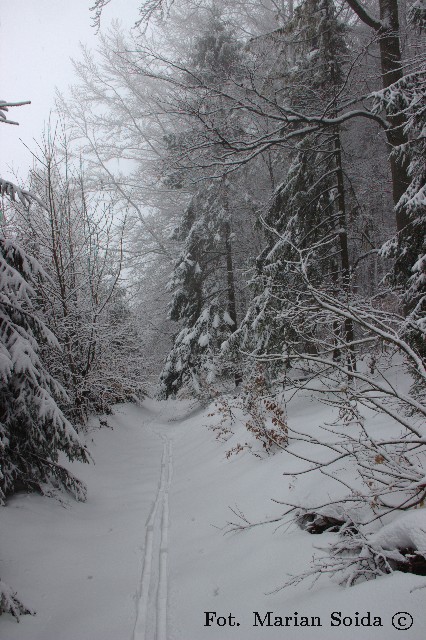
133,431,172,640
1,399,425,640
1,401,171,640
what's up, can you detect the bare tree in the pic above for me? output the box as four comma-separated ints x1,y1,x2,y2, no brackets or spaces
9,124,143,424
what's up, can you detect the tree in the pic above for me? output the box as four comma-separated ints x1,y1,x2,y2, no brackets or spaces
1,100,43,209
373,59,426,358
158,10,248,395
136,1,422,293
1,100,89,619
234,0,358,370
0,230,91,619
343,0,426,347
9,127,144,424
90,0,175,29
159,182,241,396
0,237,90,501
344,0,411,228
227,243,426,588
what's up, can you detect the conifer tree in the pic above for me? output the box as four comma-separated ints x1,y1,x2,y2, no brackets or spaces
0,96,93,621
159,11,244,396
1,100,89,501
344,0,425,317
0,234,90,618
0,236,89,501
374,61,426,360
159,183,238,396
238,0,355,366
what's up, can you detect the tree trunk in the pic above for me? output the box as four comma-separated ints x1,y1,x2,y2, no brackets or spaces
334,127,357,371
345,0,410,230
222,180,242,387
377,0,411,231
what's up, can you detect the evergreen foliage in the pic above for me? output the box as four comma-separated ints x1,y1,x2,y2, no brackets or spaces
0,579,32,620
237,0,353,363
159,184,237,396
374,65,426,357
0,236,89,502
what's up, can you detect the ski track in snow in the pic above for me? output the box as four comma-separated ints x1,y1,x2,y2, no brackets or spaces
2,401,426,640
132,418,173,640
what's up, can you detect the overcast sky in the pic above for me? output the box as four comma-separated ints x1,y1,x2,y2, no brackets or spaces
1,0,136,182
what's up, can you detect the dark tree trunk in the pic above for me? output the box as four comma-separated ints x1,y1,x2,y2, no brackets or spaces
377,0,411,231
334,128,357,371
345,0,410,227
224,222,242,386
222,178,242,387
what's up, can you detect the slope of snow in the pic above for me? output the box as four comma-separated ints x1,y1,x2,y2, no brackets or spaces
1,397,425,639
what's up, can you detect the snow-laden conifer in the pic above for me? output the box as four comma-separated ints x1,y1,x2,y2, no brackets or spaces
0,236,90,500
236,0,353,364
0,233,91,618
374,63,426,358
159,184,238,397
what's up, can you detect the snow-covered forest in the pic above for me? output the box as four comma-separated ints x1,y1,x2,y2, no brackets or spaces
1,0,426,637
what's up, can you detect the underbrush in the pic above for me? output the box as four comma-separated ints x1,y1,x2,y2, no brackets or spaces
207,366,288,458
219,348,426,587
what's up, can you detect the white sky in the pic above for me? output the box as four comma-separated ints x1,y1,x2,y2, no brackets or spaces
1,0,136,182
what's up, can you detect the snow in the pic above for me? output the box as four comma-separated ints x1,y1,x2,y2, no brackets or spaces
198,333,210,347
370,511,426,556
1,397,426,639
0,403,164,640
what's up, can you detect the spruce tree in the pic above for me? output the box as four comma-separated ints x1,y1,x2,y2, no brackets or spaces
0,232,91,618
374,63,426,360
159,11,244,396
0,236,89,501
238,0,354,365
159,184,238,396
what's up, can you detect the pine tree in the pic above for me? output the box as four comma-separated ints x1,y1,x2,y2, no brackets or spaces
159,11,244,396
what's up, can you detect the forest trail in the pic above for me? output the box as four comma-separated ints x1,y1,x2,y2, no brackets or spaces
1,399,425,640
133,429,173,640
0,400,178,640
